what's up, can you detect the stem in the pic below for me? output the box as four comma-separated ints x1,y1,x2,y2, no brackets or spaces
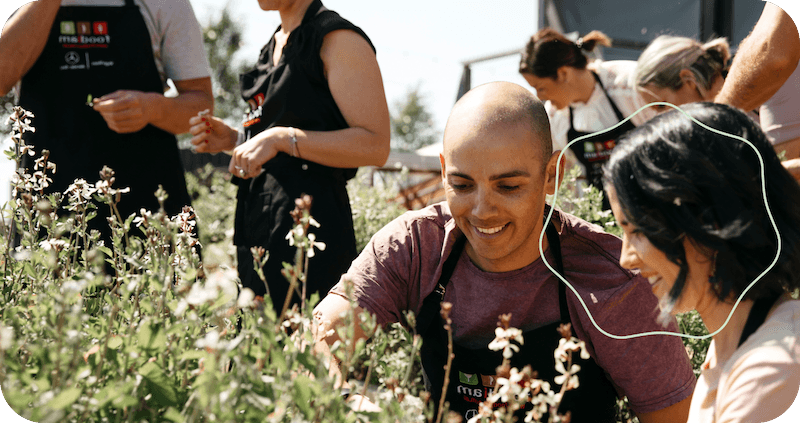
279,245,303,321
436,317,454,423
357,350,378,410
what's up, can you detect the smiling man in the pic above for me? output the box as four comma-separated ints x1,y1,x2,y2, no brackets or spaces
313,82,695,423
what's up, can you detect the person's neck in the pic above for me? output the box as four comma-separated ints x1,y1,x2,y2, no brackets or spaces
572,68,597,104
278,0,315,35
698,295,754,365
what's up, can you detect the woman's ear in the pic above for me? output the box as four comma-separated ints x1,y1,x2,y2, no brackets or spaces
679,69,698,90
556,66,570,83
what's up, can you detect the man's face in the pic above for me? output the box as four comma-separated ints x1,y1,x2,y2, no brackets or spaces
441,120,556,273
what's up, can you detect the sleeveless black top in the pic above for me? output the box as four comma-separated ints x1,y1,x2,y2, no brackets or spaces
233,0,374,310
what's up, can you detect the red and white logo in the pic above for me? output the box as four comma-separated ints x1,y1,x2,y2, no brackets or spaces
93,22,108,35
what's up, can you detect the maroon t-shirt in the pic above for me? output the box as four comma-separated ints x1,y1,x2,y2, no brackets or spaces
330,202,696,413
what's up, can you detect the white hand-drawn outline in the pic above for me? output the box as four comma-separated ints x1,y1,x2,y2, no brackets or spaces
541,101,781,340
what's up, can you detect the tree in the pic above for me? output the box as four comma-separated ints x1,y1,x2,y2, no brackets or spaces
390,86,438,153
177,5,249,151
201,6,249,121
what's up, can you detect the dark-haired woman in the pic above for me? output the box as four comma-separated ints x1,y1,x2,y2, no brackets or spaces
519,28,654,207
604,102,800,422
188,0,390,314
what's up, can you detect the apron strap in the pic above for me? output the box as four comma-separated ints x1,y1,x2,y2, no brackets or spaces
568,72,627,134
544,222,569,323
414,235,466,334
738,293,782,347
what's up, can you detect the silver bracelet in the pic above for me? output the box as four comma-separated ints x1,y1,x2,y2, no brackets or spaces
236,130,246,146
289,127,300,158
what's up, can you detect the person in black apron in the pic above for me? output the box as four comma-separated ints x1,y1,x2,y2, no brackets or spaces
566,72,636,210
605,102,800,422
416,223,617,422
520,28,645,211
188,0,390,315
7,0,211,245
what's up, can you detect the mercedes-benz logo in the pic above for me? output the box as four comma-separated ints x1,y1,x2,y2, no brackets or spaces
65,51,80,65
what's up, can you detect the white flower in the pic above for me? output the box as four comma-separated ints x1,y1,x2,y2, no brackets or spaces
237,288,255,308
488,326,524,358
196,330,227,351
306,233,326,258
0,327,14,350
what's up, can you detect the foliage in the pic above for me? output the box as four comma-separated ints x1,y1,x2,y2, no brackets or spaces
0,107,426,422
548,165,620,237
346,168,406,252
184,164,237,268
391,87,439,153
201,6,249,122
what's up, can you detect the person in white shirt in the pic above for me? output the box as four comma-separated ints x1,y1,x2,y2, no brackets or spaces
519,28,654,209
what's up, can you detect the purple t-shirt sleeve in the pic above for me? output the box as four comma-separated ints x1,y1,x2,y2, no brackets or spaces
329,208,447,326
563,221,696,414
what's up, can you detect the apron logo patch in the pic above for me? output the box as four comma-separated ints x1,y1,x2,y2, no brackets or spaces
458,372,478,385
58,21,111,47
60,21,76,35
480,374,496,387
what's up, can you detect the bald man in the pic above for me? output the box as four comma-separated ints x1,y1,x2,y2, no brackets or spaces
313,82,695,422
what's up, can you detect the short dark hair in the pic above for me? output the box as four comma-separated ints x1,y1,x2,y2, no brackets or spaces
604,103,800,308
519,28,611,78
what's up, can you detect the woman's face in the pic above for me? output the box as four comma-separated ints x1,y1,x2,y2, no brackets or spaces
607,186,715,315
522,73,571,110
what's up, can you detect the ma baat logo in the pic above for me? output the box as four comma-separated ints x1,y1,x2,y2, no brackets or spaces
58,21,111,46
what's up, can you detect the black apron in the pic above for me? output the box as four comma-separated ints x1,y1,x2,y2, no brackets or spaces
417,223,618,422
18,0,191,239
233,0,362,311
566,72,636,210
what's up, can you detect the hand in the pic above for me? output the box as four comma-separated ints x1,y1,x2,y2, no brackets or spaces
92,90,155,134
228,127,283,179
784,158,800,182
189,112,237,154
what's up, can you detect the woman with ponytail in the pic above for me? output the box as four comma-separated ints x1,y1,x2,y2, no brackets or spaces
520,28,654,208
634,35,730,112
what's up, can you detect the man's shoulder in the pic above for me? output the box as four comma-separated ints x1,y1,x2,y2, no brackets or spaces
557,210,637,286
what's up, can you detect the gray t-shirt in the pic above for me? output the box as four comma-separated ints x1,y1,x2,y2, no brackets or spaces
760,60,800,146
331,202,696,414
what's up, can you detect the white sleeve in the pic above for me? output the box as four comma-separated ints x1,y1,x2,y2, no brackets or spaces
151,0,210,82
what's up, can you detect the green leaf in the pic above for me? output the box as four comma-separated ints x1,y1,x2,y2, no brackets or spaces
163,407,184,422
291,374,314,420
48,387,82,410
108,336,123,349
178,350,206,361
137,320,166,353
139,361,178,406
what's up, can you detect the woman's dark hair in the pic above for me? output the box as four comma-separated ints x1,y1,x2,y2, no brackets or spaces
603,103,800,309
519,28,611,78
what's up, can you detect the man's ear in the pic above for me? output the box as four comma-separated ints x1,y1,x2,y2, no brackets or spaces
545,151,566,196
